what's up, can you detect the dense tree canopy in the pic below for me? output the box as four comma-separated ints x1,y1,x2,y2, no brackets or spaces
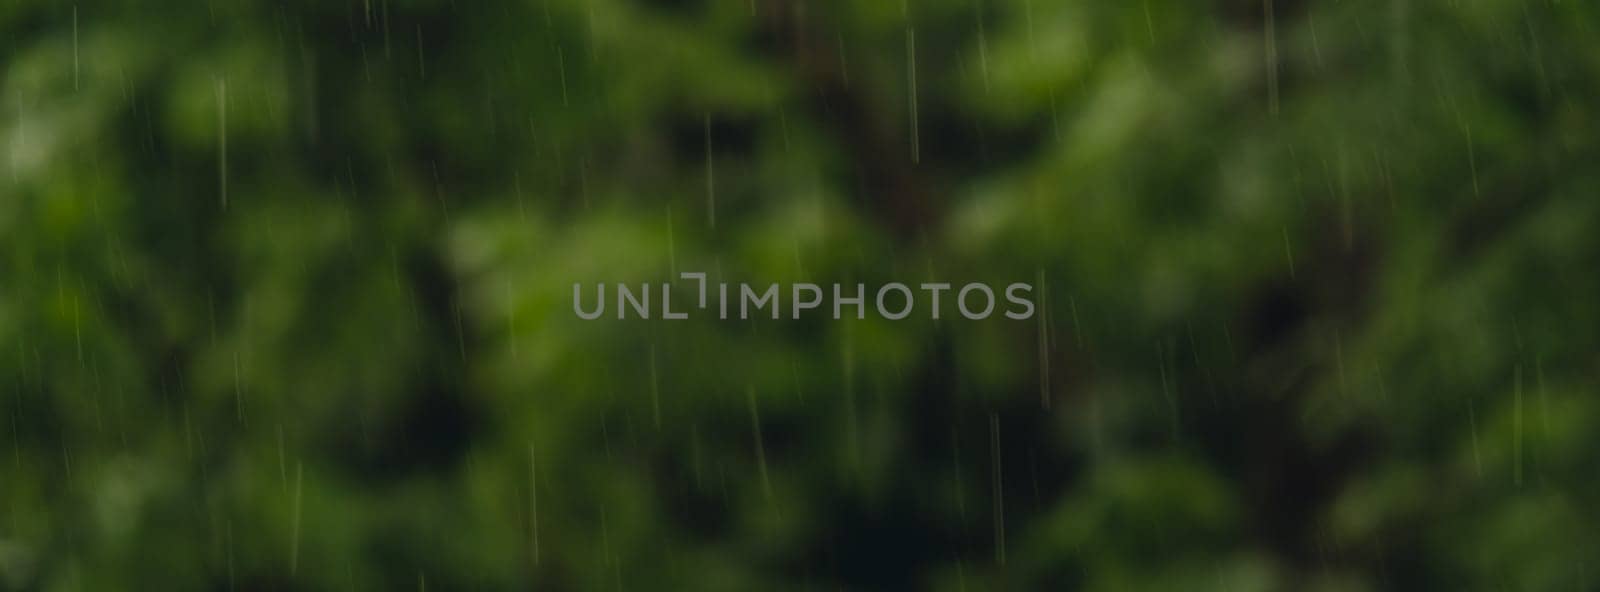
4,0,1600,589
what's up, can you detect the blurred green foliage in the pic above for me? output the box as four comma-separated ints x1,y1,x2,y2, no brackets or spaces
4,0,1600,589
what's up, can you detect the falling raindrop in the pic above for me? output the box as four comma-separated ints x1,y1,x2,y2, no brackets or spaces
233,351,243,424
415,25,426,79
290,462,303,575
990,413,1005,565
666,206,677,277
1036,269,1050,409
1333,328,1347,399
1514,364,1523,486
72,6,80,91
1468,399,1483,479
529,442,540,566
649,345,661,428
704,115,716,229
1158,342,1178,442
906,27,920,164
1264,0,1279,116
748,386,771,501
1283,226,1296,279
216,77,227,209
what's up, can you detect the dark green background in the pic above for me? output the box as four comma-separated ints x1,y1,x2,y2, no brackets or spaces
3,0,1599,589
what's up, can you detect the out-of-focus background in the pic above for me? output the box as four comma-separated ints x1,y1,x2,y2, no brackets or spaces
4,0,1599,589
